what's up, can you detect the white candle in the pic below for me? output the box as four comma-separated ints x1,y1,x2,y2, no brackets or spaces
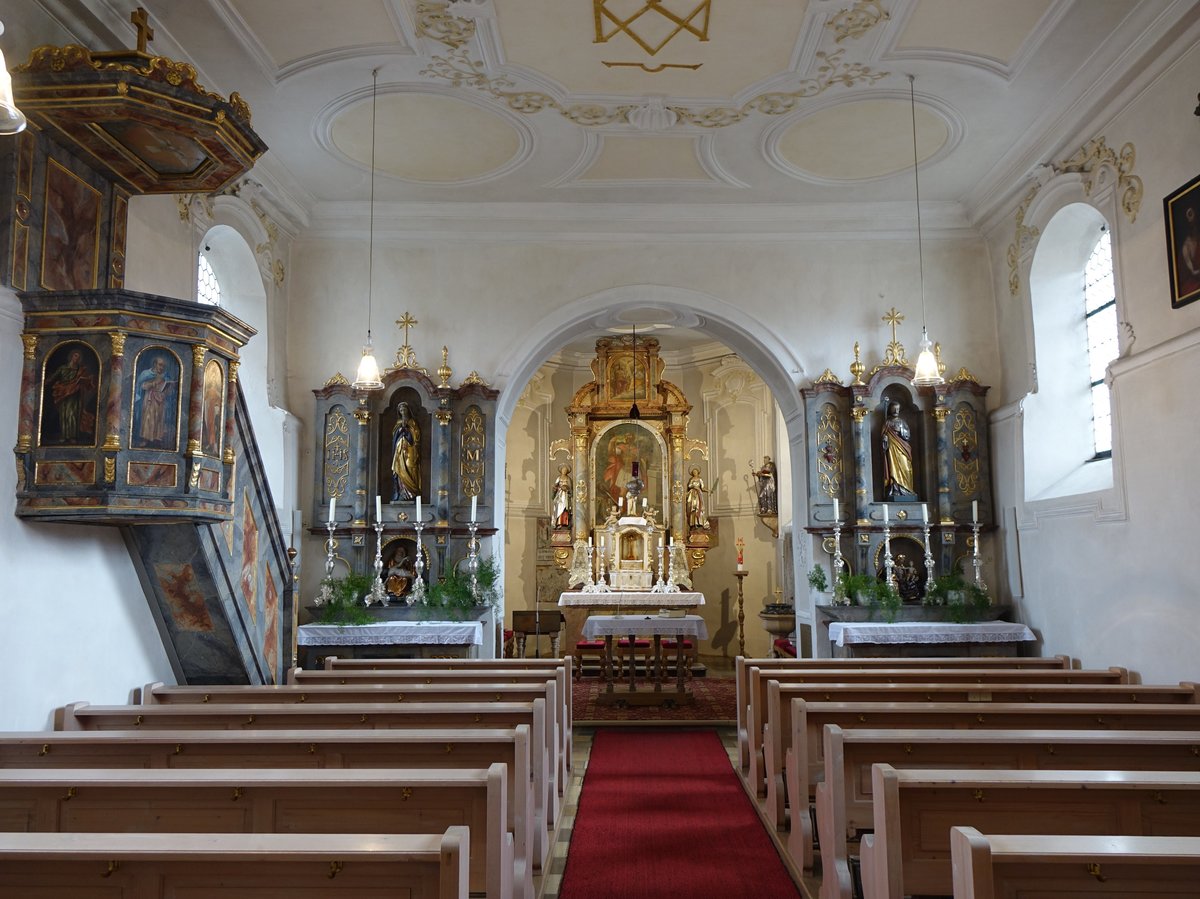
832,498,839,522
668,534,672,546
470,495,478,522
921,503,928,524
375,495,382,523
618,496,624,511
416,495,422,520
882,503,889,523
328,496,335,523
588,535,593,547
972,500,978,523
642,497,647,511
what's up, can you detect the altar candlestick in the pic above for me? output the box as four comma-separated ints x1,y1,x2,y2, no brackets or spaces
470,495,478,522
921,503,928,524
882,503,889,523
588,535,593,546
416,495,422,520
375,495,382,523
642,497,647,511
328,496,335,523
618,496,624,512
972,500,978,523
833,497,840,521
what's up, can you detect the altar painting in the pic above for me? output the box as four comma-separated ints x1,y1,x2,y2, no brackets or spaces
592,421,663,525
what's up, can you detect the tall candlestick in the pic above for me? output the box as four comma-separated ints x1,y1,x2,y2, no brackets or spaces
375,495,382,523
470,495,478,522
328,496,335,523
416,495,422,520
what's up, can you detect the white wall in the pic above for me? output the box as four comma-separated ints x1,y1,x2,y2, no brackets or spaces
986,41,1200,681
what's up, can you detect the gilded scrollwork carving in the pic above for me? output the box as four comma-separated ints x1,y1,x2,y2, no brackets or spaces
461,406,486,496
952,405,980,495
323,408,351,500
816,403,843,499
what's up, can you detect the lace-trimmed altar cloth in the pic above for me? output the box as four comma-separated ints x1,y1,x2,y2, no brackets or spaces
558,591,704,608
828,621,1035,647
297,620,483,646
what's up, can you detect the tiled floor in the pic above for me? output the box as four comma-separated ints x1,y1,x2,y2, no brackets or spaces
537,725,743,899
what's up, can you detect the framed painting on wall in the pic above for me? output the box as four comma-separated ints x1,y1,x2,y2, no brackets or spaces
1164,172,1200,309
591,421,665,526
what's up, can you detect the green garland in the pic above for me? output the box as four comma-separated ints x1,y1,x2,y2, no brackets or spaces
316,572,375,626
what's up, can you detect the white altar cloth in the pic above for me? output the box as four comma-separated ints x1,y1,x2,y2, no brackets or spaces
827,621,1035,648
558,591,704,608
583,614,709,641
298,620,483,647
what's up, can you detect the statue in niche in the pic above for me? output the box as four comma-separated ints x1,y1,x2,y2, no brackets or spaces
390,400,421,502
751,455,777,516
881,400,917,500
685,467,710,531
384,547,412,599
551,465,572,529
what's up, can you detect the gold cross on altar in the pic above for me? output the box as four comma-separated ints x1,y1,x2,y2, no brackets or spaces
131,7,154,53
882,307,904,344
396,312,418,344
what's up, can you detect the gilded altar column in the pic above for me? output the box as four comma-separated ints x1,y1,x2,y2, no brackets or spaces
352,398,371,527
849,400,868,524
571,415,589,544
102,331,126,455
222,360,239,465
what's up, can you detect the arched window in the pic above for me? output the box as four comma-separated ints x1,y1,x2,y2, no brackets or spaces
1083,230,1117,458
197,252,221,306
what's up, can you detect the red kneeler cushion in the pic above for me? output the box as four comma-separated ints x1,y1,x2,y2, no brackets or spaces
661,639,694,649
773,637,797,657
616,639,651,649
576,640,606,651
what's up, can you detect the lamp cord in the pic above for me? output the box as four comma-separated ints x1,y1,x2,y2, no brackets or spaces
909,73,927,335
367,67,379,345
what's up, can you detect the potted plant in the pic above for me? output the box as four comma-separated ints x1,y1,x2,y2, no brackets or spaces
807,564,829,601
923,569,991,623
314,572,375,626
837,571,903,622
423,556,501,621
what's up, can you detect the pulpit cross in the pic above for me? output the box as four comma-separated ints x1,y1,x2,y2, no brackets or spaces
131,7,154,53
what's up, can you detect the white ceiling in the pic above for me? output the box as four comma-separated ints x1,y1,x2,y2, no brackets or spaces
128,0,1185,217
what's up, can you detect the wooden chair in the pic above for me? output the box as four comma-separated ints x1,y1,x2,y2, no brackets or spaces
615,637,652,678
659,638,696,678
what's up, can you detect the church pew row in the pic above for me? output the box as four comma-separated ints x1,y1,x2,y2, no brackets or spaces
949,828,1200,899
143,678,561,816
813,727,1200,897
859,766,1200,899
56,698,557,833
746,665,1138,800
0,830,471,899
287,665,572,790
0,766,512,899
761,678,1199,830
0,726,541,894
733,655,1072,770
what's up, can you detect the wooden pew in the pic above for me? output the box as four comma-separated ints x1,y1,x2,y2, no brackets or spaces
143,678,562,821
0,830,471,899
0,766,512,899
734,655,1072,769
815,727,1200,897
762,679,1198,830
949,828,1200,899
0,726,542,895
57,698,557,833
288,665,573,790
746,665,1135,800
860,766,1200,899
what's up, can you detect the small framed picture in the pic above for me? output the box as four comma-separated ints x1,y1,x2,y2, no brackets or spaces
1163,172,1200,309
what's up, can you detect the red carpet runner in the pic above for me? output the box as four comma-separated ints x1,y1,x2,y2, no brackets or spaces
559,729,801,899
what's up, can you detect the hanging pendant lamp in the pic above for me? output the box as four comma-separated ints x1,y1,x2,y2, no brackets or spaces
353,68,384,391
0,21,28,135
907,74,944,388
628,325,641,420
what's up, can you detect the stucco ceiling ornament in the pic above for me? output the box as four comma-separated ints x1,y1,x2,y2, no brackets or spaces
826,0,891,44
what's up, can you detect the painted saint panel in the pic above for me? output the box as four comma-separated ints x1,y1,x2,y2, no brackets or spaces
131,347,181,450
592,421,664,525
201,358,225,458
39,341,100,447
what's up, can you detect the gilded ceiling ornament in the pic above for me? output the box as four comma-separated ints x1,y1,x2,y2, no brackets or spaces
593,0,711,56
826,0,890,43
416,1,477,49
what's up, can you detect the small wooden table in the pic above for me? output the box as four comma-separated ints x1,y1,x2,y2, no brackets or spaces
511,610,564,658
582,614,709,707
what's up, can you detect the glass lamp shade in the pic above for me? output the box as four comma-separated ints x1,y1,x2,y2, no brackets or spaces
912,331,944,387
0,51,27,135
353,342,384,390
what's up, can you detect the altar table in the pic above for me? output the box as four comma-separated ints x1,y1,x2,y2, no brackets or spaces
559,592,705,665
582,614,710,705
297,620,484,667
826,621,1036,659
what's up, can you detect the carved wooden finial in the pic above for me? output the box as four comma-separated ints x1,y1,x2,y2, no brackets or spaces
131,7,154,53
